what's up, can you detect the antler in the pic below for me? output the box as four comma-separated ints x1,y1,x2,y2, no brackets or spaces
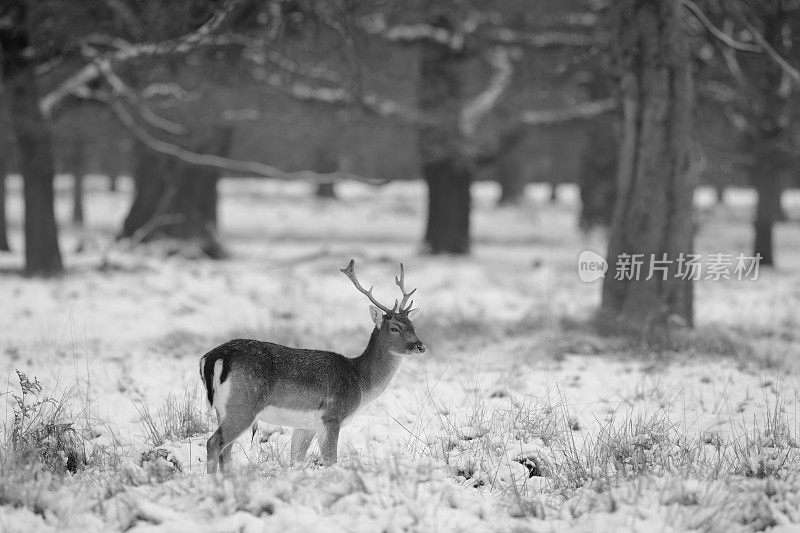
340,259,393,314
341,259,418,315
394,263,417,313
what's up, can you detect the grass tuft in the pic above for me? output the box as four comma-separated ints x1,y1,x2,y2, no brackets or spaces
135,389,209,447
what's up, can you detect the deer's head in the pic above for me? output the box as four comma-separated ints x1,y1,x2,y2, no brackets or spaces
341,259,426,356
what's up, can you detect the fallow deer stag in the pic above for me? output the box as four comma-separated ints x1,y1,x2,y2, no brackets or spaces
200,259,425,472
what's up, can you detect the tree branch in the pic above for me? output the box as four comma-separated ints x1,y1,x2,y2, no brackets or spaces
734,6,800,87
482,27,597,48
681,0,760,53
359,13,596,50
108,99,386,185
460,47,513,136
520,98,617,126
40,0,245,117
359,14,466,50
256,71,430,125
90,55,188,135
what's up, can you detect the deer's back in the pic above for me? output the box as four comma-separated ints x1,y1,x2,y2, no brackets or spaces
200,338,360,413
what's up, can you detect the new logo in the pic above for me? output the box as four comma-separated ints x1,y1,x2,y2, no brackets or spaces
578,250,608,283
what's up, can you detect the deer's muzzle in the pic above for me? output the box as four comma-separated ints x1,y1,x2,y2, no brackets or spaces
409,341,426,354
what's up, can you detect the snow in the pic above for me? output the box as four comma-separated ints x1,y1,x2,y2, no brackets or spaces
2,176,800,531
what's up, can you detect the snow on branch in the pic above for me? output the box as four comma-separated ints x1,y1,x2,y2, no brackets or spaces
460,47,513,137
483,27,597,48
41,64,103,117
109,100,386,186
257,71,430,125
247,48,344,85
141,83,193,101
536,12,599,28
359,14,466,50
41,0,244,117
520,98,617,126
91,56,188,135
359,13,596,50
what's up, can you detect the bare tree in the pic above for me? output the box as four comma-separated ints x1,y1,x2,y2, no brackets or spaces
65,138,87,226
0,155,9,252
121,127,233,258
601,0,698,330
0,120,10,252
416,14,473,254
689,1,800,267
734,4,798,267
313,148,338,199
0,0,63,275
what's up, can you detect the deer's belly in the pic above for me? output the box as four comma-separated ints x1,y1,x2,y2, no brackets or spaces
256,406,325,430
255,406,359,431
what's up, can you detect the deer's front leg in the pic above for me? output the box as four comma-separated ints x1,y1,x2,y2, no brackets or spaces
291,429,316,463
319,420,340,465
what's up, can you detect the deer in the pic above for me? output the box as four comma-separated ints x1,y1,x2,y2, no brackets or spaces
200,259,426,473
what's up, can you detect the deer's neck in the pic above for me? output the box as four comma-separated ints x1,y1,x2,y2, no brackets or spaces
353,328,402,405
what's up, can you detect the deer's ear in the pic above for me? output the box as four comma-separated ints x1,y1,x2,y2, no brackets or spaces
369,304,384,326
407,308,420,320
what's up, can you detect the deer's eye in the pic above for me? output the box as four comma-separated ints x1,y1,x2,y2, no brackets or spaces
390,326,400,333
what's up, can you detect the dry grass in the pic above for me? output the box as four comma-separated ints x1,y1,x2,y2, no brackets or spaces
1,371,86,475
135,389,210,447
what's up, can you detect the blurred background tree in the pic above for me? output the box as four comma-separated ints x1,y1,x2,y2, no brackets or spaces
2,0,800,341
692,0,800,267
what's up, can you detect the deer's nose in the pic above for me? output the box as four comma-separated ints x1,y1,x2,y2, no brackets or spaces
410,342,426,354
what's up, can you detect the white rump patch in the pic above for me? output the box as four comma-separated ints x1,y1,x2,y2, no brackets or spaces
212,359,231,421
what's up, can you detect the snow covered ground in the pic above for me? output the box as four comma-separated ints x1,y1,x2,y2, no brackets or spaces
1,177,800,532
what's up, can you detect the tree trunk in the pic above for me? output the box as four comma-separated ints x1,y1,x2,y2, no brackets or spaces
549,181,559,203
68,140,87,226
423,159,471,254
601,0,697,330
579,122,618,231
121,140,169,239
497,159,525,206
313,149,338,199
715,185,725,205
316,182,337,199
0,164,9,252
751,150,782,267
120,128,233,258
417,17,471,254
742,10,787,269
0,1,63,275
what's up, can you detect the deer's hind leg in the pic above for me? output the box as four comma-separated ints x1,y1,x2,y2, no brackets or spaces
207,412,255,473
207,396,258,474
